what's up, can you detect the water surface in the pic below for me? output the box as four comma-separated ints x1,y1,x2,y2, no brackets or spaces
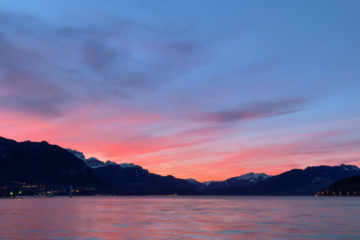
0,196,359,239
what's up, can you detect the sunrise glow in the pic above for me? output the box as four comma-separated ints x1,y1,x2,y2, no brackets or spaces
0,0,359,181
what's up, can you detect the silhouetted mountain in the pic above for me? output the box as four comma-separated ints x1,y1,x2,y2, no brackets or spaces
67,148,136,169
92,164,201,195
204,172,271,191
2,136,360,196
241,165,360,196
0,137,106,189
186,178,205,189
68,148,202,195
322,175,360,196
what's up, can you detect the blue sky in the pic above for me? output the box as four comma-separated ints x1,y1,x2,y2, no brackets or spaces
0,0,359,180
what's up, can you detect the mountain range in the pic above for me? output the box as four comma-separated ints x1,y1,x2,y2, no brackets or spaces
1,136,360,196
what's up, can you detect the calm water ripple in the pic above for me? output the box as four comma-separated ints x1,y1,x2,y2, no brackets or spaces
0,196,359,240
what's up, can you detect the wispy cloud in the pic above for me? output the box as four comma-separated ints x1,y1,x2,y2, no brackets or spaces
0,33,71,117
0,9,204,115
198,98,309,123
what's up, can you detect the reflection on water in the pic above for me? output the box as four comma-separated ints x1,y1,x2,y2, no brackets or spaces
0,196,359,239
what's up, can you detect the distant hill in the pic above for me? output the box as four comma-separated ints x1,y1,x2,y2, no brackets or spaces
92,165,201,195
321,175,360,196
204,172,271,193
243,165,360,196
200,165,360,195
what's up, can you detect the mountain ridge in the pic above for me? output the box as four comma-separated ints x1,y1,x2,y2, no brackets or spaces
1,136,360,196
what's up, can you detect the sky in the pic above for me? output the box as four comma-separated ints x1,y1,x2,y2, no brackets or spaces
0,0,360,181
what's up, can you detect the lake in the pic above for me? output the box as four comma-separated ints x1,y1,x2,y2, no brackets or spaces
0,196,359,239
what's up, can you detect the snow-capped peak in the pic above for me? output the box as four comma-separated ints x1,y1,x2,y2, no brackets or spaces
117,163,135,168
340,164,360,172
67,148,86,161
203,181,215,186
236,172,271,181
186,178,198,184
67,148,140,169
85,157,107,168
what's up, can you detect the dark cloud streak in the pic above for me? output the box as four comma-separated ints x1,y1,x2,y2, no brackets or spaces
199,98,309,123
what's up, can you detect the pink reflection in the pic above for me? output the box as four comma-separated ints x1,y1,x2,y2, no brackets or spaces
0,197,360,240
